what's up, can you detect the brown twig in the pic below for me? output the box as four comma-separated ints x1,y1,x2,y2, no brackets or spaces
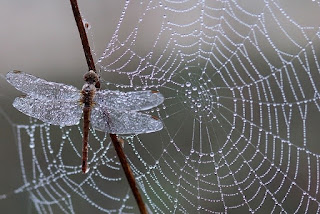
69,0,148,213
110,134,148,214
70,0,96,72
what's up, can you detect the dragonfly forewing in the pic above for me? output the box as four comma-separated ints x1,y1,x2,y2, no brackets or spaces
6,70,80,101
94,90,164,111
91,105,163,134
13,95,83,126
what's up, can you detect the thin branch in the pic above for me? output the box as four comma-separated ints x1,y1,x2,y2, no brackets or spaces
70,0,96,72
110,134,148,214
69,1,148,213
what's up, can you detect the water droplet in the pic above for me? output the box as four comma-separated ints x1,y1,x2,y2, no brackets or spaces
84,21,91,29
185,82,191,87
85,167,90,173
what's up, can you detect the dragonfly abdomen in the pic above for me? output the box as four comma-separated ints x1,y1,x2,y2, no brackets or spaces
82,105,91,173
80,83,96,173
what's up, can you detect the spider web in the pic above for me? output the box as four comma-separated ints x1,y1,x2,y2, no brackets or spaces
2,0,320,213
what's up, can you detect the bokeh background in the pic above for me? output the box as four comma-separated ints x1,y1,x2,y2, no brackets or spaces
0,0,320,213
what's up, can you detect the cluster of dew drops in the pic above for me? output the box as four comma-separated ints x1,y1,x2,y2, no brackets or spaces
182,75,217,121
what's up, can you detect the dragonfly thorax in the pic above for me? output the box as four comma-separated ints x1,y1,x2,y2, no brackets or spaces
82,83,96,93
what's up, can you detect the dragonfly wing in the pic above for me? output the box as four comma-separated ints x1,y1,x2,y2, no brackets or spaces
94,90,164,111
13,95,82,126
91,106,163,134
6,70,80,101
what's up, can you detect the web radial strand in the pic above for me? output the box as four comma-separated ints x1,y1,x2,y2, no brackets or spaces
6,0,320,213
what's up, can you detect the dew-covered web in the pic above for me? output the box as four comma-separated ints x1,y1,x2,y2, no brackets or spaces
3,0,320,213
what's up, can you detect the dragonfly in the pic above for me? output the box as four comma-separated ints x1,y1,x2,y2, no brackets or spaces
6,70,164,173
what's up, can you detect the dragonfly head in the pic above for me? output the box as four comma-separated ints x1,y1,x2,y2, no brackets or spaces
84,70,99,85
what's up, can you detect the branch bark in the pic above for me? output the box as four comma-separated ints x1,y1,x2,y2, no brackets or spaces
69,1,148,213
70,0,96,72
110,134,148,214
